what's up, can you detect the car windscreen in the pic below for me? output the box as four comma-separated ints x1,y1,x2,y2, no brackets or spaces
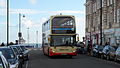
20,46,26,51
116,47,120,51
0,49,15,59
14,46,22,52
110,47,116,51
98,46,104,51
13,48,19,55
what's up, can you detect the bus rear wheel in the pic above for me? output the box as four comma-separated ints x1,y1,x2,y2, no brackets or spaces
67,56,73,58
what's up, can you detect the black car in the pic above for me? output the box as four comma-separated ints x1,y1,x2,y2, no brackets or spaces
19,45,29,60
11,46,23,68
11,45,29,61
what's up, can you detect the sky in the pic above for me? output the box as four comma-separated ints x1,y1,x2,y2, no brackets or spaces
0,0,86,44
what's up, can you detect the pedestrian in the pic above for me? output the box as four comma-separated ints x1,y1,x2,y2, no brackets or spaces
80,42,85,54
76,41,80,54
105,42,110,46
87,41,92,56
1,42,5,46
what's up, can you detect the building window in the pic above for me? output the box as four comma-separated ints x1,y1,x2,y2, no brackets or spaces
97,0,100,9
102,0,104,7
107,0,110,6
117,8,120,23
110,0,113,4
114,10,116,23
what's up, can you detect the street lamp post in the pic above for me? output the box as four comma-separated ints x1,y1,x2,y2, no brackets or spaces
100,0,103,45
18,13,21,44
36,31,38,48
18,13,25,44
27,28,29,46
7,0,9,46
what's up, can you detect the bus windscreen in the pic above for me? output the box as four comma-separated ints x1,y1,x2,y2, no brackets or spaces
50,35,76,46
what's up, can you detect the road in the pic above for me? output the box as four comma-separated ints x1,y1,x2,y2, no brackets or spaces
25,48,120,68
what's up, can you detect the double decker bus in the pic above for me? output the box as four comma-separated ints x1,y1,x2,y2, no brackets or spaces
42,15,78,57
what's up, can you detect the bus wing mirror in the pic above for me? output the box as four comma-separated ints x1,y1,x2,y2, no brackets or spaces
76,34,79,41
48,37,51,42
77,37,79,41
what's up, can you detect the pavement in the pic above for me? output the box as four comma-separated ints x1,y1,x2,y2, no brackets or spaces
24,48,120,68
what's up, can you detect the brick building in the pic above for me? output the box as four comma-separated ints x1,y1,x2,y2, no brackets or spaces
85,0,120,46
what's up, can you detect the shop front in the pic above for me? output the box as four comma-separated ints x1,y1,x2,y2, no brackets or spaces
104,29,115,46
115,28,120,46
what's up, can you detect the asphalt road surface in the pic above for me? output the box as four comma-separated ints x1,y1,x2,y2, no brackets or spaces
26,48,120,68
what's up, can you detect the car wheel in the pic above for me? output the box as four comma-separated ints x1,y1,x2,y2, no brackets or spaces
114,56,117,62
106,55,110,60
101,54,104,59
67,56,73,58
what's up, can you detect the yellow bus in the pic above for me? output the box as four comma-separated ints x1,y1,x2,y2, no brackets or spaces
42,15,78,57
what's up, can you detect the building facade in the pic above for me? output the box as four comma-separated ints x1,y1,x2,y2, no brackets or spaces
85,0,120,46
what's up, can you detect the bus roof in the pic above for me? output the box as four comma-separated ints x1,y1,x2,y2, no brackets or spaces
50,15,75,18
42,15,75,25
49,34,77,36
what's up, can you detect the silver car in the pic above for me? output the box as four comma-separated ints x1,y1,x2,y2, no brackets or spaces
0,51,10,68
115,46,120,61
0,47,19,68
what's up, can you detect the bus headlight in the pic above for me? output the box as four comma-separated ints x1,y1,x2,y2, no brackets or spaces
52,51,55,52
73,50,76,52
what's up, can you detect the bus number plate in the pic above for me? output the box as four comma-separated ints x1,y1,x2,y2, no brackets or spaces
61,54,67,55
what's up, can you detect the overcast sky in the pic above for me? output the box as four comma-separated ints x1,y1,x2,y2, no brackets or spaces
0,0,85,43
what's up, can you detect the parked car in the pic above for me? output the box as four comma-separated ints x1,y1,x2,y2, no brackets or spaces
76,42,85,54
0,47,19,68
92,45,104,58
106,46,117,60
114,46,120,62
10,47,23,68
19,45,29,61
11,45,29,61
92,45,104,57
97,45,104,58
100,45,116,60
92,44,99,57
0,51,10,68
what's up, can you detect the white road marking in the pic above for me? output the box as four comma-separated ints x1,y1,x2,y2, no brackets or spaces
34,49,37,50
40,49,42,50
26,60,29,68
26,54,30,68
